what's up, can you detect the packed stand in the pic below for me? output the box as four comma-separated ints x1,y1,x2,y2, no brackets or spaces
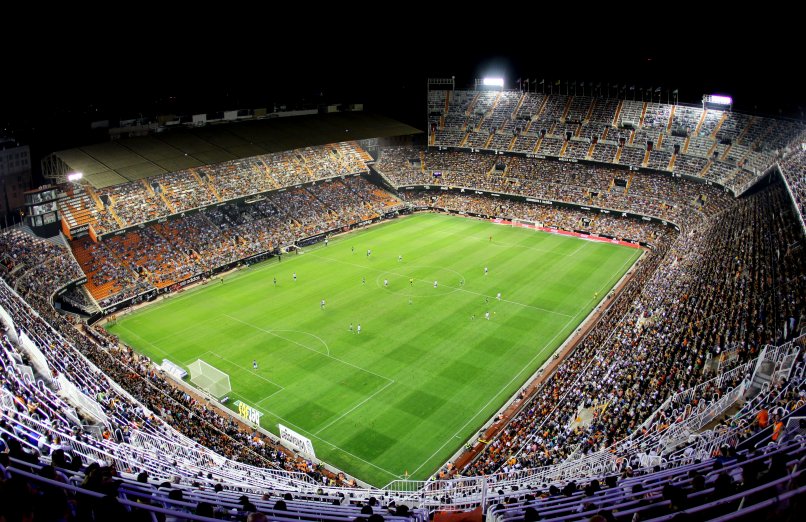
58,142,372,236
778,132,806,227
95,181,169,233
483,436,805,522
68,177,397,308
378,148,733,226
428,90,805,193
0,229,84,300
0,277,341,488
464,181,805,478
400,191,671,246
0,451,426,521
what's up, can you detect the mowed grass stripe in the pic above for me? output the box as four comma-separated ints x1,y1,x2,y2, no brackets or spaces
108,213,640,486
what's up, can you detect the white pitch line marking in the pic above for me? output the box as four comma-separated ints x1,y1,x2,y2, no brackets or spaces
223,314,394,383
409,250,642,476
308,253,574,318
255,408,400,479
314,380,396,435
200,351,286,390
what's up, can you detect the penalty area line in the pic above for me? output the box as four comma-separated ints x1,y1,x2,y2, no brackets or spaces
255,408,401,480
197,350,286,390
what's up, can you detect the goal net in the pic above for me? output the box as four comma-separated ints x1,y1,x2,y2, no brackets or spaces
187,359,231,399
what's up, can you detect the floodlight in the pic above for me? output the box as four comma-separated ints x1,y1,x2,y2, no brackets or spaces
703,94,732,106
708,95,732,105
483,78,504,87
67,172,83,182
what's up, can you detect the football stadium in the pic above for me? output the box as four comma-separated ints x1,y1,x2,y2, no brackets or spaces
1,75,805,521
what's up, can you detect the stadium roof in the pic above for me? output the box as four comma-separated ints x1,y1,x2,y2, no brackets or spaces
49,112,421,188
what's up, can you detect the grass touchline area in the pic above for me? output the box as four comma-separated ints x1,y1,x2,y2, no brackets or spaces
107,213,642,486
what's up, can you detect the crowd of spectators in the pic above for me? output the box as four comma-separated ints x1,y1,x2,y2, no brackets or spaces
96,181,168,232
60,286,97,313
483,435,804,522
427,90,805,192
377,148,733,225
0,280,165,445
0,229,84,301
1,139,804,511
464,181,805,476
71,177,396,307
399,191,671,246
778,132,806,227
0,439,423,522
82,143,371,235
71,235,155,308
0,275,336,486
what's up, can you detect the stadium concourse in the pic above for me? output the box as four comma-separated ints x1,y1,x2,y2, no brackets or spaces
0,93,804,520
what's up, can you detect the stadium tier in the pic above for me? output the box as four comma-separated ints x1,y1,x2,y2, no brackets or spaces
427,90,804,195
1,107,806,520
56,142,374,238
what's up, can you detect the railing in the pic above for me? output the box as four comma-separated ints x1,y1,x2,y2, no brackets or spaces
2,326,802,514
0,407,129,472
0,405,286,491
385,334,805,510
667,358,805,462
128,430,316,489
56,374,108,425
0,388,16,410
653,382,747,456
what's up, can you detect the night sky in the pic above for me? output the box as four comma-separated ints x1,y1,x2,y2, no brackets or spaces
1,7,801,175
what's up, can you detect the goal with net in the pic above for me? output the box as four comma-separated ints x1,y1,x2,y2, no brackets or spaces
187,359,231,399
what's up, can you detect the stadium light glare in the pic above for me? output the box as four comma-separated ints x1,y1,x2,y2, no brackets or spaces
483,77,504,87
703,94,733,107
708,95,732,105
67,172,83,182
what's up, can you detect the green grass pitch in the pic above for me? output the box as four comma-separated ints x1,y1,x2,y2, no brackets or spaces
106,213,642,486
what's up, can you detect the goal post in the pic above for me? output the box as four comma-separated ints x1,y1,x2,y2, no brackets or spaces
187,359,231,399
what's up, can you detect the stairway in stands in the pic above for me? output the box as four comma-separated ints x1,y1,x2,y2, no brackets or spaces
668,152,678,171
711,112,728,138
666,105,676,133
625,172,636,194
693,109,708,136
193,169,222,202
611,100,624,126
14,225,99,311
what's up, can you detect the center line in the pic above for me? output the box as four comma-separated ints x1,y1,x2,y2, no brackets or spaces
307,253,573,318
315,380,396,435
223,314,394,383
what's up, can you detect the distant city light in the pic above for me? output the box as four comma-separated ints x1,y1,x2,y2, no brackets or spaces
67,172,83,181
483,77,505,87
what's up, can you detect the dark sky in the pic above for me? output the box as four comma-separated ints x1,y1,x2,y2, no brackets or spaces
1,7,801,155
